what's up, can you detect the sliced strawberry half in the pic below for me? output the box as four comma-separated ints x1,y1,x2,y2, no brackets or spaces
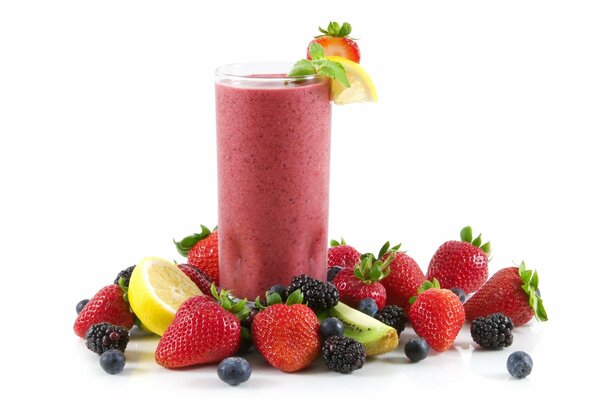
307,21,361,63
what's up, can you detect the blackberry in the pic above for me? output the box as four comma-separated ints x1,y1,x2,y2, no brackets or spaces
471,313,514,349
286,274,339,311
85,322,130,355
322,336,366,373
327,266,343,282
114,265,136,287
375,305,408,333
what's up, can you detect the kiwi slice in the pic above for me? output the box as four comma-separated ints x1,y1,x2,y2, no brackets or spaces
319,302,399,356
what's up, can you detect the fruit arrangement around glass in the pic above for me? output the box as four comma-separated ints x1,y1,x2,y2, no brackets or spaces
73,21,547,385
74,224,546,384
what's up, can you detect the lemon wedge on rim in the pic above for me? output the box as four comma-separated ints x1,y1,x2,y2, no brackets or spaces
326,56,378,104
128,256,202,336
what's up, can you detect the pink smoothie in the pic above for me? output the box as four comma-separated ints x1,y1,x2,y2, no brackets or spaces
216,74,331,300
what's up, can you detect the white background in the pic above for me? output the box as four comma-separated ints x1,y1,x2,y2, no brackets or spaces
1,0,597,397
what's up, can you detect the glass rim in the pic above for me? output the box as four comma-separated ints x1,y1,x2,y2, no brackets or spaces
215,61,320,83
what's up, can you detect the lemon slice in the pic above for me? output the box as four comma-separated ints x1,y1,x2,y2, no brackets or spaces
326,56,378,104
128,256,203,336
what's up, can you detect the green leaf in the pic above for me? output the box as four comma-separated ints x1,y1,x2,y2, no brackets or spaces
288,59,316,77
328,21,340,35
432,278,440,289
309,42,325,61
536,298,548,321
370,266,382,282
200,225,212,237
460,226,473,243
266,292,282,306
531,270,539,288
354,267,363,281
521,270,533,285
316,60,350,88
390,243,402,252
481,241,491,254
221,294,232,310
378,241,391,260
318,26,329,35
210,283,219,300
254,296,266,311
173,227,213,257
286,289,304,305
330,239,341,246
338,22,352,37
409,295,417,305
472,234,482,247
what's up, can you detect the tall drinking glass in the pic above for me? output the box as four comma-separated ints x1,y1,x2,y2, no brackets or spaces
215,63,331,300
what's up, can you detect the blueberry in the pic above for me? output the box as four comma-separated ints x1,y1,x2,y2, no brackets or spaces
320,317,344,339
507,351,533,379
267,285,288,302
405,339,430,362
99,349,126,374
357,298,378,317
76,299,89,314
450,288,466,303
217,357,252,386
327,266,343,282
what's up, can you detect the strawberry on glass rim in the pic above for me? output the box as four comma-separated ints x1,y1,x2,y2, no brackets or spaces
289,21,377,105
307,21,361,63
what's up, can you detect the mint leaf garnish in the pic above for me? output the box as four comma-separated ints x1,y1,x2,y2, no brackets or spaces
289,59,316,77
309,42,325,60
288,42,350,88
314,59,350,88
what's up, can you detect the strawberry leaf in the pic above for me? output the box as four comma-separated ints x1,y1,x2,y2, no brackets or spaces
460,226,473,243
481,241,491,254
472,234,482,247
316,21,353,38
517,261,548,322
286,289,304,305
377,241,391,260
173,225,213,257
266,292,283,306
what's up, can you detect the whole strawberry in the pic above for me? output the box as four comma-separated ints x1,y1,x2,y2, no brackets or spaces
332,253,394,309
408,279,465,352
177,263,213,295
155,286,249,368
174,225,219,284
464,261,547,326
379,242,425,311
74,284,134,338
427,226,491,294
252,290,321,372
307,21,361,63
327,238,361,269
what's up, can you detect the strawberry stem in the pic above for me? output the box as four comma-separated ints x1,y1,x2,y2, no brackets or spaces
518,261,548,322
353,253,394,284
459,226,491,255
173,225,213,257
